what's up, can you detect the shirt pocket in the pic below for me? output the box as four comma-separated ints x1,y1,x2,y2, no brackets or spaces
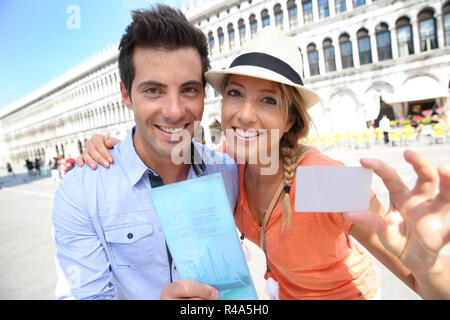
104,223,154,269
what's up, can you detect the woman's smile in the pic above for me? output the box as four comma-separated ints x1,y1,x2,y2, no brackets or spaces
232,127,262,142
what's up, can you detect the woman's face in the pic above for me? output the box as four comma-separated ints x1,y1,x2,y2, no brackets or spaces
221,74,294,166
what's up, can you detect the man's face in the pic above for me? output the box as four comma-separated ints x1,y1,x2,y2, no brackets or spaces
121,46,205,162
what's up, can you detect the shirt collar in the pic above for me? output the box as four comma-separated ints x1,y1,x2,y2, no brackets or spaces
190,141,207,177
117,127,207,187
117,127,149,187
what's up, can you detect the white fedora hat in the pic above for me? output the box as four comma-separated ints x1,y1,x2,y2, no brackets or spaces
205,26,320,109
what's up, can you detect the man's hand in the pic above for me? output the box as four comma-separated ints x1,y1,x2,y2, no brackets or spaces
160,279,219,300
76,134,120,169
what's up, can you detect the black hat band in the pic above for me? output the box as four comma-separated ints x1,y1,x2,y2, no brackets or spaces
229,52,304,86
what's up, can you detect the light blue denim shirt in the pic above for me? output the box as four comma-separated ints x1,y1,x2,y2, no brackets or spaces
52,128,238,300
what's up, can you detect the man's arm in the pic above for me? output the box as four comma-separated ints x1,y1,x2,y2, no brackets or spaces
52,174,116,300
160,279,219,300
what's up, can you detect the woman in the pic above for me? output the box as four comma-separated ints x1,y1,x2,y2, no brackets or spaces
78,27,450,299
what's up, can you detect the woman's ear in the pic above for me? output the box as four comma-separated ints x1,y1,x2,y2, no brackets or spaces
285,109,296,133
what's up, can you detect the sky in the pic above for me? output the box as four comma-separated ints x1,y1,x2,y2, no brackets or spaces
0,0,187,110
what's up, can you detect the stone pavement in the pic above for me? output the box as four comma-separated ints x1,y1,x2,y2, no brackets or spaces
0,142,449,300
0,172,57,299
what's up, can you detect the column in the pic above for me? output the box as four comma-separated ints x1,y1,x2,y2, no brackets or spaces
436,13,444,49
329,0,336,18
346,0,353,11
370,32,379,63
412,17,421,54
223,25,230,54
317,45,326,76
282,2,290,31
269,10,276,28
352,35,360,68
302,45,311,79
334,38,343,71
390,28,399,59
297,2,305,28
312,0,319,23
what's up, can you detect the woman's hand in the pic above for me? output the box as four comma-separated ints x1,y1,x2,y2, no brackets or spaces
76,134,120,169
344,150,450,278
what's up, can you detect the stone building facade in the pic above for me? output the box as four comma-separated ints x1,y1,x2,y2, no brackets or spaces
1,0,449,167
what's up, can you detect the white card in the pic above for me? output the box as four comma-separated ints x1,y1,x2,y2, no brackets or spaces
294,166,373,212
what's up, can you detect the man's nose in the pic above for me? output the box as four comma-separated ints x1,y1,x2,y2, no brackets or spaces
163,93,186,123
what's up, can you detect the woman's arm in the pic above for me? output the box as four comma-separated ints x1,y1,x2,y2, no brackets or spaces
76,134,120,169
346,150,450,299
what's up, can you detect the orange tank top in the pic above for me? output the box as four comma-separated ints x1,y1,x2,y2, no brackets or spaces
234,148,378,300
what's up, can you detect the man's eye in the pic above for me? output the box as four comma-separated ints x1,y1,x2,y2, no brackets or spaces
227,89,242,97
184,87,198,93
262,97,277,105
145,87,159,95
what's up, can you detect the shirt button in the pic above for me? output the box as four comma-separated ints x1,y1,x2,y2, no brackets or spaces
127,233,133,239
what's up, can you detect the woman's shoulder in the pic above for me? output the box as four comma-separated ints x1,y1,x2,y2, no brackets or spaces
299,147,345,167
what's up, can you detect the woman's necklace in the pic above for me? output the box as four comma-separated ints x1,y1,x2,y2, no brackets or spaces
239,172,286,300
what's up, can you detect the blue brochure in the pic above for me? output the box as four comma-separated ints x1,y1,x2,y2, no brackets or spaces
148,173,258,300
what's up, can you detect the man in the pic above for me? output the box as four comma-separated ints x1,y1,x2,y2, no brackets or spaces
52,5,237,300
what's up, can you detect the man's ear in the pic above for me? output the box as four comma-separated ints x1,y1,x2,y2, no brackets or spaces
120,82,133,110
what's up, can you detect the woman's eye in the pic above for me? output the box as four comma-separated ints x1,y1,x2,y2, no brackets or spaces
227,89,242,97
262,96,277,105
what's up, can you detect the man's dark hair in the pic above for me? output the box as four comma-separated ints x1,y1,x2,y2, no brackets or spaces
118,4,210,94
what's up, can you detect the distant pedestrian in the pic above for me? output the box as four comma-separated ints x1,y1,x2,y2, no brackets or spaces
34,158,41,176
379,115,391,144
57,156,66,179
50,156,60,183
64,155,76,175
25,159,34,177
6,162,14,176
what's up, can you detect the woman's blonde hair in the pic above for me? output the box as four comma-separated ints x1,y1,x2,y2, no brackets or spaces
278,83,312,231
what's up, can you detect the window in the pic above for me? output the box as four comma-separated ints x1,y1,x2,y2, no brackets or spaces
396,17,414,56
443,2,450,46
357,28,372,65
323,39,336,72
217,27,224,53
353,0,366,8
339,33,354,69
249,14,258,38
274,4,284,30
238,19,246,46
418,9,438,51
287,0,298,29
303,0,313,25
335,0,346,14
307,43,320,76
228,23,235,50
208,31,215,55
261,9,270,28
375,23,392,61
318,0,330,20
